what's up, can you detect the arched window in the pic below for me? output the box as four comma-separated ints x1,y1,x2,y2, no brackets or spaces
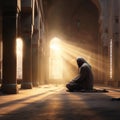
49,37,63,80
16,38,23,79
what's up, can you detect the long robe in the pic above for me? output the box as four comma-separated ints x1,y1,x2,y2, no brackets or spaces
66,59,94,91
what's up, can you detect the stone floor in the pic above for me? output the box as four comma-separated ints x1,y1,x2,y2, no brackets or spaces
0,84,120,120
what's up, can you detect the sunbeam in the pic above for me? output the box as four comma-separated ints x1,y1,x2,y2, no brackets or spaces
48,36,110,84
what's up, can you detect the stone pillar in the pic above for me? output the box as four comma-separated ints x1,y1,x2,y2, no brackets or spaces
31,3,40,86
21,15,32,89
32,30,39,87
102,32,109,85
1,12,18,94
98,14,104,84
112,33,120,87
0,16,2,83
99,1,110,85
112,0,120,87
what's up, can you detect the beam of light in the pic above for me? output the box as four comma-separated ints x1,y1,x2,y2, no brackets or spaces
49,36,110,84
61,40,106,74
16,38,23,79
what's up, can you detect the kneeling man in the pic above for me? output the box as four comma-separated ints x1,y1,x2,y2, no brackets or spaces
66,57,94,92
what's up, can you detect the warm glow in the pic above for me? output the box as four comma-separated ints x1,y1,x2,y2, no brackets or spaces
49,37,63,81
16,38,23,79
50,37,61,52
110,39,112,79
48,36,107,84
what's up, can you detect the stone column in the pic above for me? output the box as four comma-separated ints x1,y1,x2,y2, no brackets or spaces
1,12,18,94
112,0,120,87
99,0,110,85
32,29,39,87
0,16,2,83
21,15,32,89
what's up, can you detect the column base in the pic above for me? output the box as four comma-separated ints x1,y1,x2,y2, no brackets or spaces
32,82,39,87
21,82,32,89
1,84,19,94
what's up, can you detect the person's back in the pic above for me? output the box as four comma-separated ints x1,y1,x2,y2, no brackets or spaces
66,57,94,91
77,62,93,90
